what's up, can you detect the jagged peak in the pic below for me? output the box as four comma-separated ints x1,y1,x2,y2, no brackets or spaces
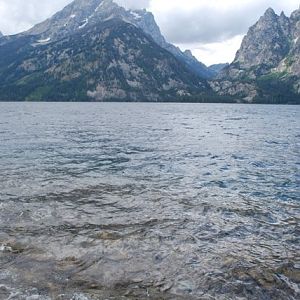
76,0,112,5
263,7,277,19
132,8,150,15
130,8,155,21
100,0,117,8
290,6,300,20
134,8,147,13
265,7,276,15
184,50,195,59
280,11,286,18
72,0,118,12
19,0,211,79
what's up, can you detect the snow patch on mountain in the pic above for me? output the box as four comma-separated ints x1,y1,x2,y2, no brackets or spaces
130,11,142,20
37,37,51,43
95,1,105,12
79,18,89,29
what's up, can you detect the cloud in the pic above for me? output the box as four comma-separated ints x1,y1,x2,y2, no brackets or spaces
150,0,299,44
0,0,72,34
177,35,245,66
0,0,298,64
114,0,150,10
0,0,151,34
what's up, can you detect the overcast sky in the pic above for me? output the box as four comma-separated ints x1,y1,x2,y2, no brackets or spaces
0,0,298,65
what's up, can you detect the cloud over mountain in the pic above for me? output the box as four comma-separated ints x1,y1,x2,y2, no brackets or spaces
0,0,298,64
150,0,298,44
114,0,150,10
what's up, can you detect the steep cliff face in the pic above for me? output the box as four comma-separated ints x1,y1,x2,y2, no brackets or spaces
222,8,297,80
137,11,214,78
214,7,300,103
0,19,208,101
234,9,290,74
276,8,300,80
181,50,214,78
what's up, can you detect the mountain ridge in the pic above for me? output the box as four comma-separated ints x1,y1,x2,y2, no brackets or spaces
21,0,213,79
0,16,211,101
212,6,300,103
0,1,299,103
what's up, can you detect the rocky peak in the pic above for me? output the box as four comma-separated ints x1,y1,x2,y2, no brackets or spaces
130,11,212,78
258,7,279,27
279,11,288,23
231,7,291,72
25,0,167,48
263,7,277,20
291,6,300,20
129,9,166,46
290,7,300,38
0,31,3,38
26,0,124,40
23,0,212,79
278,11,291,36
216,5,300,102
183,50,195,60
0,17,208,102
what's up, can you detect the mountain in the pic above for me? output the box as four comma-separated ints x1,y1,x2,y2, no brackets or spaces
0,9,210,101
0,32,3,38
208,63,229,77
136,12,213,78
223,8,292,78
21,0,212,79
181,50,214,78
212,7,300,103
0,0,298,103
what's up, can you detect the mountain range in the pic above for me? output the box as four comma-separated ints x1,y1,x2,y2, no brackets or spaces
0,0,299,103
213,7,300,103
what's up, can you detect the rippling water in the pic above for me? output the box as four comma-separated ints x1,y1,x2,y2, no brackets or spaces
0,103,299,300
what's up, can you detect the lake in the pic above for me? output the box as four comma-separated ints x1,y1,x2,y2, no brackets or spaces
0,103,299,299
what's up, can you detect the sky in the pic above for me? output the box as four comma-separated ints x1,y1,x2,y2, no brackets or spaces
0,0,298,65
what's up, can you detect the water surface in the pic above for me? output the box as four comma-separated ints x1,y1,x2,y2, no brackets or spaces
0,103,299,299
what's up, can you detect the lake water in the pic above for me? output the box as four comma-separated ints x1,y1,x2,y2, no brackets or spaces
0,103,299,300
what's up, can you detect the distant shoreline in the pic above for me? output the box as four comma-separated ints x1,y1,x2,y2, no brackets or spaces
0,100,299,105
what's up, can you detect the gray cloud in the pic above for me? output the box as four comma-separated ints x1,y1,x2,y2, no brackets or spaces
153,0,299,44
0,0,298,64
114,0,150,10
0,0,72,34
1,0,298,39
0,0,150,34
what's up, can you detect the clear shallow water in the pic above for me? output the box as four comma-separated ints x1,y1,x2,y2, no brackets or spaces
0,102,299,300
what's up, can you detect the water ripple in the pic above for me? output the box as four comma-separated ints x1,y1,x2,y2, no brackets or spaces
0,103,299,299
